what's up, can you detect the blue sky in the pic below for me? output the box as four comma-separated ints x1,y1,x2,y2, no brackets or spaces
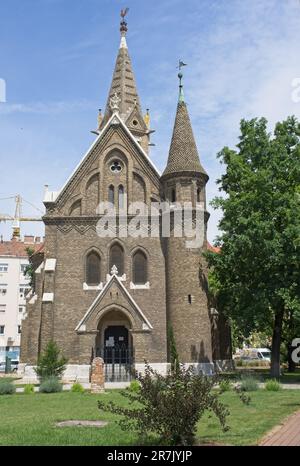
0,0,300,242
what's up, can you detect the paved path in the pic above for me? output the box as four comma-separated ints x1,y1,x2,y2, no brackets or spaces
260,410,300,446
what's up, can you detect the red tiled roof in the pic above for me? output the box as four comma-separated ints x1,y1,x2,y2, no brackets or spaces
207,242,221,253
0,239,44,258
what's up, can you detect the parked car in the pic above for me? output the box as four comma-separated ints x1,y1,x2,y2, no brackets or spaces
0,359,19,373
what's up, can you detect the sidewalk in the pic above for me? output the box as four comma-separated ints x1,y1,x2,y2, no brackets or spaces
260,410,300,446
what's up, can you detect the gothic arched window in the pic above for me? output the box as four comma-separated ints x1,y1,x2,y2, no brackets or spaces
132,250,148,284
108,185,114,205
86,251,101,285
118,185,124,209
109,243,124,276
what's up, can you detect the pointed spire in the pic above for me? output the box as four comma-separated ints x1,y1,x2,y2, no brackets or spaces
101,9,143,127
162,69,208,179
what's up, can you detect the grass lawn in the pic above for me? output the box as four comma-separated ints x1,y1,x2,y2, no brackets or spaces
0,389,299,446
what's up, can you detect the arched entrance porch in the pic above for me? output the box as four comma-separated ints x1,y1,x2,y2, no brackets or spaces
95,309,134,382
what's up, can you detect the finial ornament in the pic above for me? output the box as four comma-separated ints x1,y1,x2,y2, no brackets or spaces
111,265,118,275
120,7,129,35
109,92,121,112
177,60,187,103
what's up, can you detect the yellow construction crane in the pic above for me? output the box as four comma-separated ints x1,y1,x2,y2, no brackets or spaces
0,194,43,239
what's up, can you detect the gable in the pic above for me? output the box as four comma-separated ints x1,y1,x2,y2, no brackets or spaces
75,274,153,332
45,113,161,216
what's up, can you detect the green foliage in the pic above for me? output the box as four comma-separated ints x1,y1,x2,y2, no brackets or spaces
0,381,16,395
39,376,62,393
24,384,35,395
205,116,300,377
240,374,259,392
24,247,35,286
265,379,281,391
167,325,180,374
98,363,249,446
71,382,85,393
235,359,270,368
219,379,232,392
35,340,68,382
127,379,140,393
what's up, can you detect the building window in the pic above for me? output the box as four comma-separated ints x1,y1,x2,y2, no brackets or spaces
110,160,122,173
86,251,101,285
18,325,21,334
171,189,176,203
108,185,115,204
0,305,6,313
0,264,8,273
0,326,4,335
197,188,201,203
20,264,27,274
19,286,30,298
0,285,7,296
109,243,124,276
132,250,147,284
118,185,124,209
19,306,24,313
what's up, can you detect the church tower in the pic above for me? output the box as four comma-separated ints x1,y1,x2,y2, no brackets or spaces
161,70,213,368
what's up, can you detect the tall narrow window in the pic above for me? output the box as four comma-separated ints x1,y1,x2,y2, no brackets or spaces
108,185,114,205
171,188,176,203
118,185,124,209
109,243,124,275
133,250,147,284
86,251,101,285
197,188,201,203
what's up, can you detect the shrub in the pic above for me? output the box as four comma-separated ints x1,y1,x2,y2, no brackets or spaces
127,379,140,393
240,374,259,392
219,379,231,392
39,376,62,393
24,384,35,395
35,340,68,382
71,382,85,393
265,379,281,391
98,363,249,446
0,381,16,395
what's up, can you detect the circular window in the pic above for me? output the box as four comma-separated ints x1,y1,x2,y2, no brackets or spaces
132,120,138,126
110,160,122,173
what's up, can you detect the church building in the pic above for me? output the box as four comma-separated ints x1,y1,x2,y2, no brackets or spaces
19,14,231,383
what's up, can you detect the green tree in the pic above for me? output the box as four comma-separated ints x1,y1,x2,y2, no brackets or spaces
167,324,180,374
206,117,300,378
35,340,68,381
24,246,35,287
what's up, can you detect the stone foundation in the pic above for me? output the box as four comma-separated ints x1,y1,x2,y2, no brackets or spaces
18,360,233,384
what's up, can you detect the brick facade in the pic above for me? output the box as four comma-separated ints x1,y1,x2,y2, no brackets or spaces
20,18,231,373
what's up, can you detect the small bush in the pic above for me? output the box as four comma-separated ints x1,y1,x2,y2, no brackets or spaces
0,381,16,395
71,382,85,393
265,379,281,391
24,384,35,395
39,376,62,393
219,379,231,392
127,379,140,393
240,374,259,392
35,340,68,382
98,363,245,446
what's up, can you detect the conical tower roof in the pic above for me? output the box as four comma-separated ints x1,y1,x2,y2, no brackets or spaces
162,74,207,180
101,13,143,126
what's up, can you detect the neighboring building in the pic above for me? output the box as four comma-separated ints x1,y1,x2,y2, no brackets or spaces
20,15,231,383
0,236,43,361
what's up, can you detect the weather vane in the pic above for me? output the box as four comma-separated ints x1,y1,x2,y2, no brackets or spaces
121,7,129,19
120,7,129,35
177,60,187,71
